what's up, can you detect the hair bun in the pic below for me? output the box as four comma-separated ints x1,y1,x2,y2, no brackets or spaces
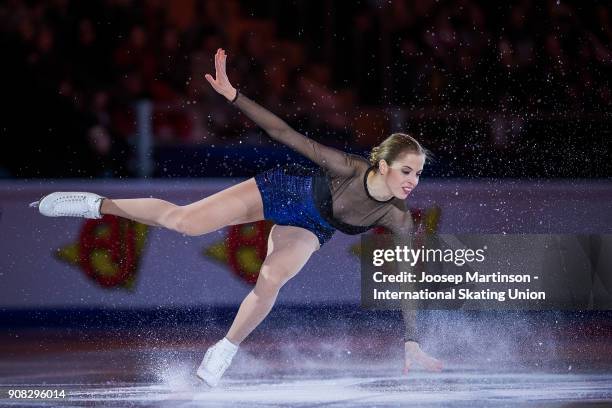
369,133,429,168
369,146,380,165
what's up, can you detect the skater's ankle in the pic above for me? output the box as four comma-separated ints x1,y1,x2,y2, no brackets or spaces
223,336,240,348
99,198,110,215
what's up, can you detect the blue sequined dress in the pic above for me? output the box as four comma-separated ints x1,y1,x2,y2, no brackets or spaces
254,164,336,247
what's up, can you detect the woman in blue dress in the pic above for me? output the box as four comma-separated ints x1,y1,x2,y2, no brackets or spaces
32,48,442,386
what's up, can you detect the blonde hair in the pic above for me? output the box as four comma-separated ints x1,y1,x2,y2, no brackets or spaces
369,133,430,169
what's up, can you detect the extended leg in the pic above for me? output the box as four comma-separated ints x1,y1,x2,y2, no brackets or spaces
100,178,264,235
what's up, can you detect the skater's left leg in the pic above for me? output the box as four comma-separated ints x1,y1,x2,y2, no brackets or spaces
225,224,320,344
197,225,319,386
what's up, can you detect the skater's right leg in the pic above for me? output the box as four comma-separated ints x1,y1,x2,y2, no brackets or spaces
37,178,264,236
101,178,263,235
100,197,177,227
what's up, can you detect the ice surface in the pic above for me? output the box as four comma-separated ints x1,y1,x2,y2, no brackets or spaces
1,348,611,407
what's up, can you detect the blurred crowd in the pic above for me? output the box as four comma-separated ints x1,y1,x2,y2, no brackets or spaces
1,0,610,177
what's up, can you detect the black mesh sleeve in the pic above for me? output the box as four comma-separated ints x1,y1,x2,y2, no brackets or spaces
380,203,420,343
232,92,359,177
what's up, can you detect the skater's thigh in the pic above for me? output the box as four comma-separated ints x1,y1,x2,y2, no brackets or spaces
257,225,319,288
182,178,264,229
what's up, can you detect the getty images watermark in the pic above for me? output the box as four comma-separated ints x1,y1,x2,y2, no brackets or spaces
360,234,612,310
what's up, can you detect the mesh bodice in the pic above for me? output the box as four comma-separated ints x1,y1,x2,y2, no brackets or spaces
233,92,414,236
313,158,413,235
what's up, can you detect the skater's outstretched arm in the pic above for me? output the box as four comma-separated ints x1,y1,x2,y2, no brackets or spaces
205,48,361,177
381,205,444,373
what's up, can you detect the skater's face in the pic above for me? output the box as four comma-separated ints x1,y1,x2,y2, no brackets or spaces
381,152,425,199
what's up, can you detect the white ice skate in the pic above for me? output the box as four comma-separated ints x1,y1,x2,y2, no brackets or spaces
29,192,104,219
196,337,239,387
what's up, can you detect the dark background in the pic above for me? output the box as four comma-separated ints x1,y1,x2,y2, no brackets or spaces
1,4,612,398
1,0,611,179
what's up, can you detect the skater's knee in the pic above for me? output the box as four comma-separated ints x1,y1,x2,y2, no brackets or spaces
252,283,280,303
255,265,294,296
163,206,204,236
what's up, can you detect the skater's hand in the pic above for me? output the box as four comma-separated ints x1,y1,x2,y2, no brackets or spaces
403,341,443,374
205,48,237,102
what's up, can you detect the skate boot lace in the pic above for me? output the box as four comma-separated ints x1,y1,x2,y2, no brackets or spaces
54,194,97,217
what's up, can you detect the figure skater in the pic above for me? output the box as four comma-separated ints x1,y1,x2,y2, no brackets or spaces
30,48,442,386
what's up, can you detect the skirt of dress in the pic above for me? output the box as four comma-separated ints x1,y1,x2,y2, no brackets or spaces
254,164,336,247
